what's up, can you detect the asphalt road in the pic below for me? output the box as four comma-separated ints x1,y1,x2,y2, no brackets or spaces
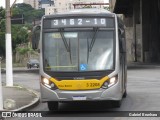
2,65,160,120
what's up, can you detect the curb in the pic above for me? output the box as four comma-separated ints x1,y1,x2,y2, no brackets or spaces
2,86,40,112
1,69,39,74
127,63,160,68
13,87,40,111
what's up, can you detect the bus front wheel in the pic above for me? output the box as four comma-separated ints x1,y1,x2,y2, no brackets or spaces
123,90,127,98
47,101,59,111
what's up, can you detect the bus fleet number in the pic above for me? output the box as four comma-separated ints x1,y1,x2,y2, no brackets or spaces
86,83,100,87
53,18,106,26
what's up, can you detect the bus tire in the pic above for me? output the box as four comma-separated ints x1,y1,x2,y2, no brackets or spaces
123,90,127,98
47,101,59,111
112,100,122,108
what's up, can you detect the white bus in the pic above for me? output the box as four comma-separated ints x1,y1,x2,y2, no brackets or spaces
32,8,127,111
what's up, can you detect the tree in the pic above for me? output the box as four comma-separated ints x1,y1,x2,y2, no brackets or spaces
11,24,32,51
0,4,44,58
104,6,110,11
0,7,5,57
0,32,5,57
12,3,44,23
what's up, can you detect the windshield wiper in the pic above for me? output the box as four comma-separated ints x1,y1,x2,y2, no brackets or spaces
59,28,70,52
59,29,72,64
87,38,89,63
68,39,72,64
89,27,99,52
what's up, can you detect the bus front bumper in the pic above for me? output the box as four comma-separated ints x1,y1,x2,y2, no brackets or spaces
40,82,122,102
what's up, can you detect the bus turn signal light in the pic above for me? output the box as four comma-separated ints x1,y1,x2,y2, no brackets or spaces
102,76,118,89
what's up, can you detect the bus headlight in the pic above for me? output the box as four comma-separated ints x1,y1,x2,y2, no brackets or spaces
43,78,50,85
42,77,57,90
102,76,118,89
108,77,117,87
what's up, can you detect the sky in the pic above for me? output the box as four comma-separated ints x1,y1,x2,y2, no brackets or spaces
0,0,23,8
0,0,109,8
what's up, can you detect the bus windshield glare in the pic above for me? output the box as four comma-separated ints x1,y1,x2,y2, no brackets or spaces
43,29,114,72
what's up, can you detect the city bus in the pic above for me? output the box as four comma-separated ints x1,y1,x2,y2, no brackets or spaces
32,8,127,111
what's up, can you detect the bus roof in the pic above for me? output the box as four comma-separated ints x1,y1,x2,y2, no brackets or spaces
43,8,115,18
62,8,112,14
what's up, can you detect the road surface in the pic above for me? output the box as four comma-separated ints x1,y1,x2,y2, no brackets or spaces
1,65,160,119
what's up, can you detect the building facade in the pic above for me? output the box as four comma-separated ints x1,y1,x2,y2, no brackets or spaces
45,0,105,15
45,0,73,15
39,0,54,9
73,0,105,9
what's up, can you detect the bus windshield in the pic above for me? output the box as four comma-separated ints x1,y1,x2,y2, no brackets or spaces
43,29,114,72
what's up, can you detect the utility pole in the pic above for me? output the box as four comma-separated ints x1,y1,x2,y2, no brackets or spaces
0,57,3,110
6,0,13,86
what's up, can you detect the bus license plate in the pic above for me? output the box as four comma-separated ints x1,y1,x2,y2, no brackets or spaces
72,96,86,101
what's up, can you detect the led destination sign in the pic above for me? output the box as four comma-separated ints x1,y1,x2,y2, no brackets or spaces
43,17,114,28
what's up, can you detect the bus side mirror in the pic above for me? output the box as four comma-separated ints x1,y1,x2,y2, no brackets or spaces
118,28,126,53
120,38,126,53
32,25,41,50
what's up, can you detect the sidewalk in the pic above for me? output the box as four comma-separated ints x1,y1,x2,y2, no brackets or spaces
127,62,160,69
1,85,40,111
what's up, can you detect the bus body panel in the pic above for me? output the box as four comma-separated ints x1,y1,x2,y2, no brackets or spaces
40,75,122,102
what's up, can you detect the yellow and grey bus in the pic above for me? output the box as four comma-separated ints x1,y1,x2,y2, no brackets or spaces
32,8,127,111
